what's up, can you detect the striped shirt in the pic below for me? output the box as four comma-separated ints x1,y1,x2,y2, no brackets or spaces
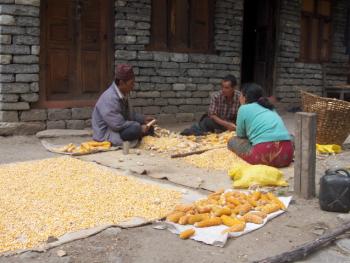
208,90,240,122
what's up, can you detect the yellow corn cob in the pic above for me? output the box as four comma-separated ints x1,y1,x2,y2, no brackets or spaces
250,211,267,219
166,211,185,223
175,204,195,213
221,215,243,227
222,221,246,233
187,213,210,225
242,213,264,224
226,196,241,206
233,203,252,216
196,206,212,214
179,229,195,239
178,215,189,225
266,192,286,210
213,207,232,217
194,217,222,228
250,191,261,201
257,203,280,214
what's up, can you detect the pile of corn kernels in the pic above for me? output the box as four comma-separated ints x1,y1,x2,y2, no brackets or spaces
0,157,181,253
183,148,248,171
139,127,234,155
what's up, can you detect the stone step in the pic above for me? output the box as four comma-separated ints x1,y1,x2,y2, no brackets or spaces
36,129,92,139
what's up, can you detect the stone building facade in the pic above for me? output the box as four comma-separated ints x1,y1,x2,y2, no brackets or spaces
0,0,348,134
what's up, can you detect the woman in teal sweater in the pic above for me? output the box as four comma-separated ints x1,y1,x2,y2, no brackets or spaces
228,83,293,167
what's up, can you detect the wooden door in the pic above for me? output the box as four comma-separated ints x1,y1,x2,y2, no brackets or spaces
253,0,277,95
38,0,113,108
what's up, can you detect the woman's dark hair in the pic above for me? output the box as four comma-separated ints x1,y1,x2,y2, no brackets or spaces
241,83,275,110
223,74,237,87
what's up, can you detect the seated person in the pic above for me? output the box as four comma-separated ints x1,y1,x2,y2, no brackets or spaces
92,64,154,146
227,83,293,168
181,74,240,136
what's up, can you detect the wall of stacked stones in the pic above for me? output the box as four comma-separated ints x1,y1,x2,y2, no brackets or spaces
275,0,349,105
115,0,243,123
0,0,243,133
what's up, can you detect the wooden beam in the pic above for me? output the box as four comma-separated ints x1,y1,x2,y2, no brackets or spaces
294,112,317,199
253,221,350,263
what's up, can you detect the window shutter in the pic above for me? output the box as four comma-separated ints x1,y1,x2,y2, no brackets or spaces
169,0,189,51
190,0,213,52
150,0,168,50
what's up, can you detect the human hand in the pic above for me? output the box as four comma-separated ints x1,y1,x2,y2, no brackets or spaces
144,116,155,124
227,123,236,131
141,124,150,134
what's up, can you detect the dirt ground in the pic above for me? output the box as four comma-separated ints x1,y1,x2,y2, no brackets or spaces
0,133,350,263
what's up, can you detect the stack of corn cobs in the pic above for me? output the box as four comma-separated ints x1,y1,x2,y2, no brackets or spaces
166,190,286,239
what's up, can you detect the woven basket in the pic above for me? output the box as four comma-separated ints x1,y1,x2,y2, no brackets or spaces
300,91,350,145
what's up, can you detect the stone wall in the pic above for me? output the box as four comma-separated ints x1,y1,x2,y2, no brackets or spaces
275,0,349,105
115,0,243,122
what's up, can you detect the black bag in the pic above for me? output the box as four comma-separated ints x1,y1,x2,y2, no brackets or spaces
319,169,350,213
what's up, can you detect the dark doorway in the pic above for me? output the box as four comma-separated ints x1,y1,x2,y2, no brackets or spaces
241,0,278,96
38,0,114,108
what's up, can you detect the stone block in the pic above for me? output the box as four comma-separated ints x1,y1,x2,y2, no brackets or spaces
157,69,180,77
0,102,29,110
13,55,39,64
20,93,38,102
197,84,214,91
0,25,25,35
16,17,39,27
168,98,185,105
13,35,39,45
16,73,39,82
176,113,194,122
157,114,176,124
0,35,11,44
153,98,168,106
71,107,92,119
139,68,156,76
186,98,202,104
85,119,92,128
115,50,137,60
172,84,186,91
0,54,12,64
0,122,45,136
130,98,153,106
136,91,160,98
161,91,176,98
66,120,85,130
26,27,40,36
0,74,14,82
155,83,171,91
161,62,179,69
0,45,30,55
137,51,153,60
161,106,178,114
185,84,197,91
0,15,15,25
187,69,204,77
31,45,39,55
0,94,18,102
189,54,207,63
154,52,170,62
136,22,150,30
166,77,178,83
30,82,39,92
46,120,65,129
170,53,188,63
142,106,160,115
176,91,192,98
150,76,166,83
0,64,39,73
192,91,209,98
137,36,149,44
115,20,135,28
20,109,47,121
48,109,72,120
114,35,136,44
0,110,18,122
15,0,40,6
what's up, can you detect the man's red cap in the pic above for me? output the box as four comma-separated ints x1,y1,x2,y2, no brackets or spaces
116,64,135,81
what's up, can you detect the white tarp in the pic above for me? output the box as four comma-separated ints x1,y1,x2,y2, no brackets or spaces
163,195,292,247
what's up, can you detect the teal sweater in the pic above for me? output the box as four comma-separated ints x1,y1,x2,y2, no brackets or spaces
236,103,291,145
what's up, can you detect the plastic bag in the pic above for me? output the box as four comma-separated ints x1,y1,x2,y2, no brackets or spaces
316,144,342,154
228,164,288,188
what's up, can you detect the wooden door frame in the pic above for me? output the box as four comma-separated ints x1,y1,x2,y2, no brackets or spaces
34,0,114,109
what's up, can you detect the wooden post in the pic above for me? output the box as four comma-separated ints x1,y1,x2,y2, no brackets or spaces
294,112,317,199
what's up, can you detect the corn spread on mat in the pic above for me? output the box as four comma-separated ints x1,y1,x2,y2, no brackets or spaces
0,157,182,254
161,190,292,247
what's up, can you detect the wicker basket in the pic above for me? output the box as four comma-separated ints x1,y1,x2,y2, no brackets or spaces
300,91,350,145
